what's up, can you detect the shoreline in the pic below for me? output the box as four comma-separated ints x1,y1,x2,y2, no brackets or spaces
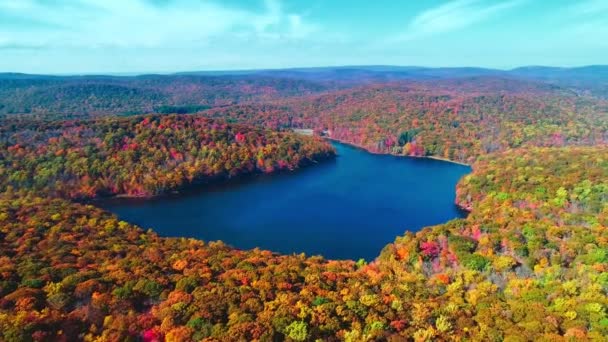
91,135,474,261
426,156,471,167
325,136,471,167
454,201,473,213
98,138,471,203
89,152,337,202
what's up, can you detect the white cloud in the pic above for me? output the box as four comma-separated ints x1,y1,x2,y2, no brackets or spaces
0,0,318,50
394,0,524,41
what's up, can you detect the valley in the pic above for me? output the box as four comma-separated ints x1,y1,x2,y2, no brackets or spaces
0,67,606,341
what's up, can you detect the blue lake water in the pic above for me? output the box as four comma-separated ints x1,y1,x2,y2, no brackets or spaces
101,142,471,260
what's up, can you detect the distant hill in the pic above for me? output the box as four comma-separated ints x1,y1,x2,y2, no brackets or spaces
508,66,608,98
178,65,608,97
1,65,607,118
177,66,504,83
176,65,608,82
0,74,334,117
510,65,608,80
3,65,607,81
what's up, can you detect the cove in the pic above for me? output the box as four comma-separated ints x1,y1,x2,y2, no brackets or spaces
100,142,471,260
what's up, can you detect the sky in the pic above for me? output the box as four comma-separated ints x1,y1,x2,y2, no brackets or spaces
0,0,607,74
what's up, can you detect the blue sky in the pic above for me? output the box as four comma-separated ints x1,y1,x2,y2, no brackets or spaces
0,0,607,73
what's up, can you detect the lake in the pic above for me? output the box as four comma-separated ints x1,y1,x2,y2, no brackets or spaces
101,142,471,260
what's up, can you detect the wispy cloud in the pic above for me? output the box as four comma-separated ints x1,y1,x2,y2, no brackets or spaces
393,0,524,42
569,0,608,15
0,0,319,50
559,0,608,46
0,42,48,51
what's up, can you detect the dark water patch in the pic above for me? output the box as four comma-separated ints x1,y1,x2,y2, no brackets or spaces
101,142,470,260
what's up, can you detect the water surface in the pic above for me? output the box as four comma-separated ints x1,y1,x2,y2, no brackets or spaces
101,142,470,260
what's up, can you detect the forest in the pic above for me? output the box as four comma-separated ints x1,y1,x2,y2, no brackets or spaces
0,70,607,341
0,74,333,117
0,115,334,199
202,79,608,163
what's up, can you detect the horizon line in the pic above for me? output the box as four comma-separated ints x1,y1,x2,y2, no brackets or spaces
1,64,607,77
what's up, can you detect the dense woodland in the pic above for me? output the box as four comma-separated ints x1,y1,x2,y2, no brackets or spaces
203,79,608,163
0,115,334,199
2,71,607,163
1,143,606,341
0,75,333,117
0,70,607,340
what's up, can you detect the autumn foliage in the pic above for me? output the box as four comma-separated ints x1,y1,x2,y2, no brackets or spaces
202,80,608,163
0,114,335,199
0,75,607,340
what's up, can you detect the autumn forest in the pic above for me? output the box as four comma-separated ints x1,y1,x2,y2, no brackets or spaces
0,66,607,341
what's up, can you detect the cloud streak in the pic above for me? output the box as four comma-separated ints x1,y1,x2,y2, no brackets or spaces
394,0,524,41
558,0,608,46
0,0,318,50
569,0,608,15
0,42,48,51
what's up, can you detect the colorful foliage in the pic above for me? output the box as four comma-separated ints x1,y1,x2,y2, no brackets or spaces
0,114,335,199
0,75,607,340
